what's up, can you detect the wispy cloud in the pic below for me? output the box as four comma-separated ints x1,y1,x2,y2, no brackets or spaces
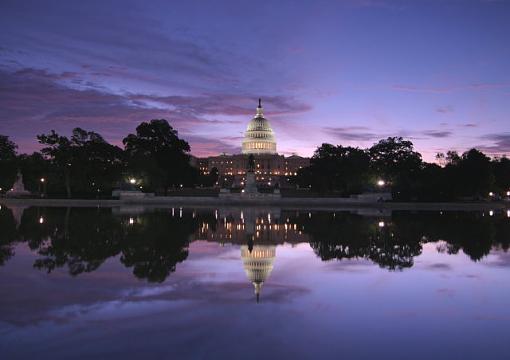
0,67,310,155
436,105,454,114
324,126,381,141
393,83,510,94
422,130,453,138
477,133,510,154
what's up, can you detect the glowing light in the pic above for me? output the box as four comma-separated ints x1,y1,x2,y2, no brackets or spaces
39,216,44,224
129,217,134,224
40,178,45,183
378,221,385,228
507,210,510,218
489,192,494,197
129,178,136,184
489,210,494,217
507,191,510,197
377,179,385,187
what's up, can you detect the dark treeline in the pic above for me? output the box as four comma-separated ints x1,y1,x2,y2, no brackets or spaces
0,207,509,280
0,119,218,198
1,123,509,200
294,137,510,201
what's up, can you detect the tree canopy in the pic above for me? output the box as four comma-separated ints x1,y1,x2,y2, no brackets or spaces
37,128,124,198
0,135,18,192
123,119,197,193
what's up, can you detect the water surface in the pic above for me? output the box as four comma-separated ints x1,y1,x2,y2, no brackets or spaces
1,205,510,359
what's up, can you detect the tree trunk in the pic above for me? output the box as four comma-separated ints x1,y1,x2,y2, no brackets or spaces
65,171,72,198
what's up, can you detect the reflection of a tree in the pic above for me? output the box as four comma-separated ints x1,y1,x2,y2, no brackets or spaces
20,207,124,275
17,207,201,282
0,206,18,265
120,212,199,282
400,211,510,261
294,212,422,270
3,206,509,275
298,211,510,268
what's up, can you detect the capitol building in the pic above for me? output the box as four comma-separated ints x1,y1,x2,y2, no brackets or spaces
197,99,309,188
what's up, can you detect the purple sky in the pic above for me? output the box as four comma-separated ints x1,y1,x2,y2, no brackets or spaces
1,0,509,161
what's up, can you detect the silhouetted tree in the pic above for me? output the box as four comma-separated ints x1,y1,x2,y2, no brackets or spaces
493,157,510,194
18,152,50,194
123,119,196,194
297,144,371,194
37,128,124,197
0,135,18,193
369,137,422,200
454,149,494,199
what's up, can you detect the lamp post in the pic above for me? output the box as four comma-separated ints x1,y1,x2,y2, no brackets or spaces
40,178,46,198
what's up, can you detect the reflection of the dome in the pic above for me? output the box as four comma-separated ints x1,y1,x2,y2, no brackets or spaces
241,245,276,302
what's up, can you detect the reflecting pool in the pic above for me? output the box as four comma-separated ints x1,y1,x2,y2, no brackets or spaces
1,205,510,359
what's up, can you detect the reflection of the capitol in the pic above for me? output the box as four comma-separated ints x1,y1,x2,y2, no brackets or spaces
196,208,310,245
196,208,302,301
3,204,509,299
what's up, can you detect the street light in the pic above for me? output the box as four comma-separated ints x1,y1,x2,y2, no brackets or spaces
40,178,46,197
377,179,385,187
129,178,136,184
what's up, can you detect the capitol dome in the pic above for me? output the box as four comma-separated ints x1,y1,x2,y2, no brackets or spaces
241,99,277,155
241,244,276,302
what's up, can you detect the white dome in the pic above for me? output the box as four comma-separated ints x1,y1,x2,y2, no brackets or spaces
241,99,277,155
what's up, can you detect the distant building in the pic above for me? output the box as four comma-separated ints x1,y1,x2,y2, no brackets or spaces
196,99,310,187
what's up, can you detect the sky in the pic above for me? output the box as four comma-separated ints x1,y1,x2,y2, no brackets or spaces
0,0,509,161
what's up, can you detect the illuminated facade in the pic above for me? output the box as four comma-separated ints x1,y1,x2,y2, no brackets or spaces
197,99,310,188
